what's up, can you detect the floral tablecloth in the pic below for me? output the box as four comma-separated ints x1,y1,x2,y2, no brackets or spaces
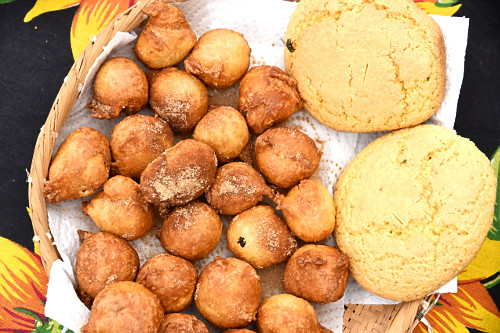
1,1,498,332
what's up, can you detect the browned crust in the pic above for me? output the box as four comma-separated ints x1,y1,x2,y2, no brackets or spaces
44,127,110,203
194,257,261,328
254,127,321,188
88,57,148,119
136,253,198,313
75,232,140,301
283,244,349,304
140,139,217,209
239,65,303,134
206,162,273,215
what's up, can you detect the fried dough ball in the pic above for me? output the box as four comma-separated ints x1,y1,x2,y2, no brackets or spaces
195,257,261,328
136,253,197,313
257,294,321,333
44,127,110,203
227,205,297,269
206,162,273,215
159,201,222,260
82,176,154,240
81,281,163,333
148,67,209,133
283,245,349,304
75,231,139,305
185,29,251,88
255,127,321,188
111,115,174,180
140,139,217,210
134,1,197,69
193,106,250,162
277,179,335,242
222,330,256,333
239,65,302,134
159,313,208,333
88,57,148,119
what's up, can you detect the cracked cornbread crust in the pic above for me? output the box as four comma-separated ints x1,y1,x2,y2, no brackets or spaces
285,0,446,132
334,125,496,301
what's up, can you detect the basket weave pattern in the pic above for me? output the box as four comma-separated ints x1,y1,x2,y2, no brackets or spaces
27,0,436,332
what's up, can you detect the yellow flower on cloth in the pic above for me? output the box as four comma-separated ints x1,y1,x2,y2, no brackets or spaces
415,1,462,16
0,236,72,332
415,147,500,333
24,0,139,60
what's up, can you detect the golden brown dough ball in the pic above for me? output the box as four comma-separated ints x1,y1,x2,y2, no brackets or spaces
222,330,256,333
206,162,273,215
195,257,261,328
136,253,197,313
283,245,349,304
185,29,251,88
140,139,217,210
88,57,148,119
277,179,335,242
82,176,154,241
148,67,209,133
255,127,321,188
111,114,174,180
159,313,208,333
257,294,321,333
193,106,250,162
134,1,196,69
44,127,110,203
159,201,222,260
227,205,297,269
81,281,163,333
239,65,302,134
75,231,139,305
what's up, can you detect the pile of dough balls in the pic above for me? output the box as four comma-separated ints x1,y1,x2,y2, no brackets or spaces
43,1,349,332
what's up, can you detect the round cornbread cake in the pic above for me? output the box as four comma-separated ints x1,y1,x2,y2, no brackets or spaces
284,0,446,132
334,125,496,301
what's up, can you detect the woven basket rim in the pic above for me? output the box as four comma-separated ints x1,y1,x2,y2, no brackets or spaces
27,0,434,332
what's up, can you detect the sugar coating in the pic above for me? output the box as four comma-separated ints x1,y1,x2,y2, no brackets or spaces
334,125,496,301
285,0,446,132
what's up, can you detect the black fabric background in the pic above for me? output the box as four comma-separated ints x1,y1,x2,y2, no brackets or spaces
0,2,499,330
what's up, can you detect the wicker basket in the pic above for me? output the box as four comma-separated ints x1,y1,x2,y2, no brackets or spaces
28,0,439,331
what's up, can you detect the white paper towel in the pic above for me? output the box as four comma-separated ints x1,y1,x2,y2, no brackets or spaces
44,1,469,332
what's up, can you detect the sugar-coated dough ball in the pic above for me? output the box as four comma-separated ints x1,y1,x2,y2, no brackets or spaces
239,65,302,134
111,115,174,180
185,29,251,88
283,245,349,303
255,127,321,188
257,294,321,333
140,139,217,210
159,313,208,333
148,67,209,133
193,106,249,162
134,1,197,68
75,231,139,305
136,253,197,313
89,57,148,119
227,205,297,269
160,201,222,260
82,176,154,240
44,127,110,203
195,257,261,328
277,179,335,242
206,162,273,215
222,330,256,333
334,124,497,301
81,281,163,333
